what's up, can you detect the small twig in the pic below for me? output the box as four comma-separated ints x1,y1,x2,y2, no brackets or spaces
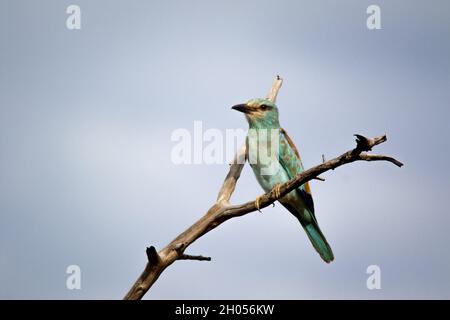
146,246,161,266
354,134,387,152
178,254,212,261
359,153,404,167
266,76,283,103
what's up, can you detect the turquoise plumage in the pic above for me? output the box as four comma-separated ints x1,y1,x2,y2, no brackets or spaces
232,98,334,263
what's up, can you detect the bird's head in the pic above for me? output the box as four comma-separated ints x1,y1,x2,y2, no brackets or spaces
231,98,280,128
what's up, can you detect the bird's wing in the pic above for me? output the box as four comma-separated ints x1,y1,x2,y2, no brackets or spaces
279,128,315,214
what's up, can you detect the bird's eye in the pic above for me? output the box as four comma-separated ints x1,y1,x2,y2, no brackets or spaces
260,105,268,110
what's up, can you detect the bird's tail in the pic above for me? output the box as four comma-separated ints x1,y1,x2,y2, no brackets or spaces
303,221,334,263
280,201,334,263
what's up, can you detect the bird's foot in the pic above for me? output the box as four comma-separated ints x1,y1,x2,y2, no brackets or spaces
272,183,282,199
255,195,264,213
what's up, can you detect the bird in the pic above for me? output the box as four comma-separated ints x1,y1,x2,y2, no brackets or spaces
232,98,334,263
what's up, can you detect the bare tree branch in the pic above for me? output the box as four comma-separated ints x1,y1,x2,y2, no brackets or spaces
123,76,403,300
266,75,283,102
216,143,247,204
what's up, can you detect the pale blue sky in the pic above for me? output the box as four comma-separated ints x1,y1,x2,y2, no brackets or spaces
0,0,449,299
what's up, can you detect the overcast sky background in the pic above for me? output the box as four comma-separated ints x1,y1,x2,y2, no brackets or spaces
1,0,449,299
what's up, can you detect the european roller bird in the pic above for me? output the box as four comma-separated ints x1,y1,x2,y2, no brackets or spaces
232,98,334,263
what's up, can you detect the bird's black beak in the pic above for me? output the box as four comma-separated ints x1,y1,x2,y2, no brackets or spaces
231,103,250,113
